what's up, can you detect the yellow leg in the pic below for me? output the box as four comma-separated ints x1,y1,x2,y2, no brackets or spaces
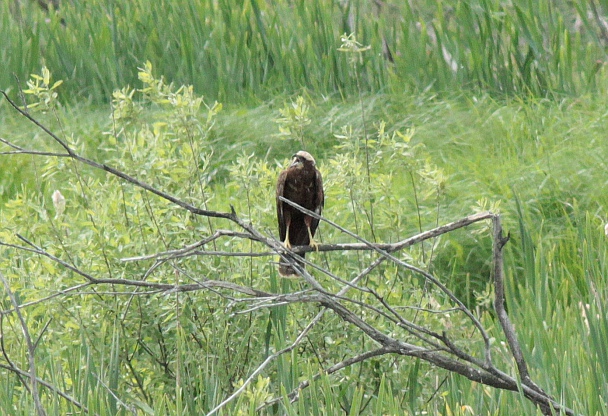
283,226,291,249
307,226,319,251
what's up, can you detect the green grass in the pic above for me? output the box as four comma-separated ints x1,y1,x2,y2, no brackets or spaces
1,0,608,104
2,78,608,413
2,0,608,413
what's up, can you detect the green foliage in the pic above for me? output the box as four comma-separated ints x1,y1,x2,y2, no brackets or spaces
22,66,63,112
274,96,311,148
0,65,463,414
2,0,608,104
3,63,608,415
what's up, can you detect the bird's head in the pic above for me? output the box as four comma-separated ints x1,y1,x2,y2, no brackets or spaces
290,150,316,169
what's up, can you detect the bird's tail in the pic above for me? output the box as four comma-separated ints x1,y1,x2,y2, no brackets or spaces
278,252,305,277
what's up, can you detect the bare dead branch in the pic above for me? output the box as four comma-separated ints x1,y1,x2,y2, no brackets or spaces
1,211,574,415
279,197,494,362
252,212,572,416
491,217,557,413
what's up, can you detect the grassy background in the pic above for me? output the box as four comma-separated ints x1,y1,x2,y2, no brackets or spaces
2,0,608,104
2,0,608,414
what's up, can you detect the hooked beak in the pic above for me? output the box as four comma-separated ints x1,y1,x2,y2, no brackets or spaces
290,156,302,168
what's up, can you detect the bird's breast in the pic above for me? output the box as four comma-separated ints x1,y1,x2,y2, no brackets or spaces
283,170,317,209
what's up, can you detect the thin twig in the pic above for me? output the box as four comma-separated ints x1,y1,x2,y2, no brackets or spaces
0,271,46,416
119,230,245,261
259,346,394,409
205,305,325,416
1,90,235,221
0,361,92,414
0,282,92,315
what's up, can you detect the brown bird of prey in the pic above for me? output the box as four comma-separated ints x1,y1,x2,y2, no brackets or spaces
276,151,324,276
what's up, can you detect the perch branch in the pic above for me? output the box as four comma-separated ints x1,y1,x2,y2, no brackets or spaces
279,197,494,362
118,213,494,265
282,210,496,254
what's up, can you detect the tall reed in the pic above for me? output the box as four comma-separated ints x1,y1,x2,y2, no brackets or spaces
1,0,605,104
